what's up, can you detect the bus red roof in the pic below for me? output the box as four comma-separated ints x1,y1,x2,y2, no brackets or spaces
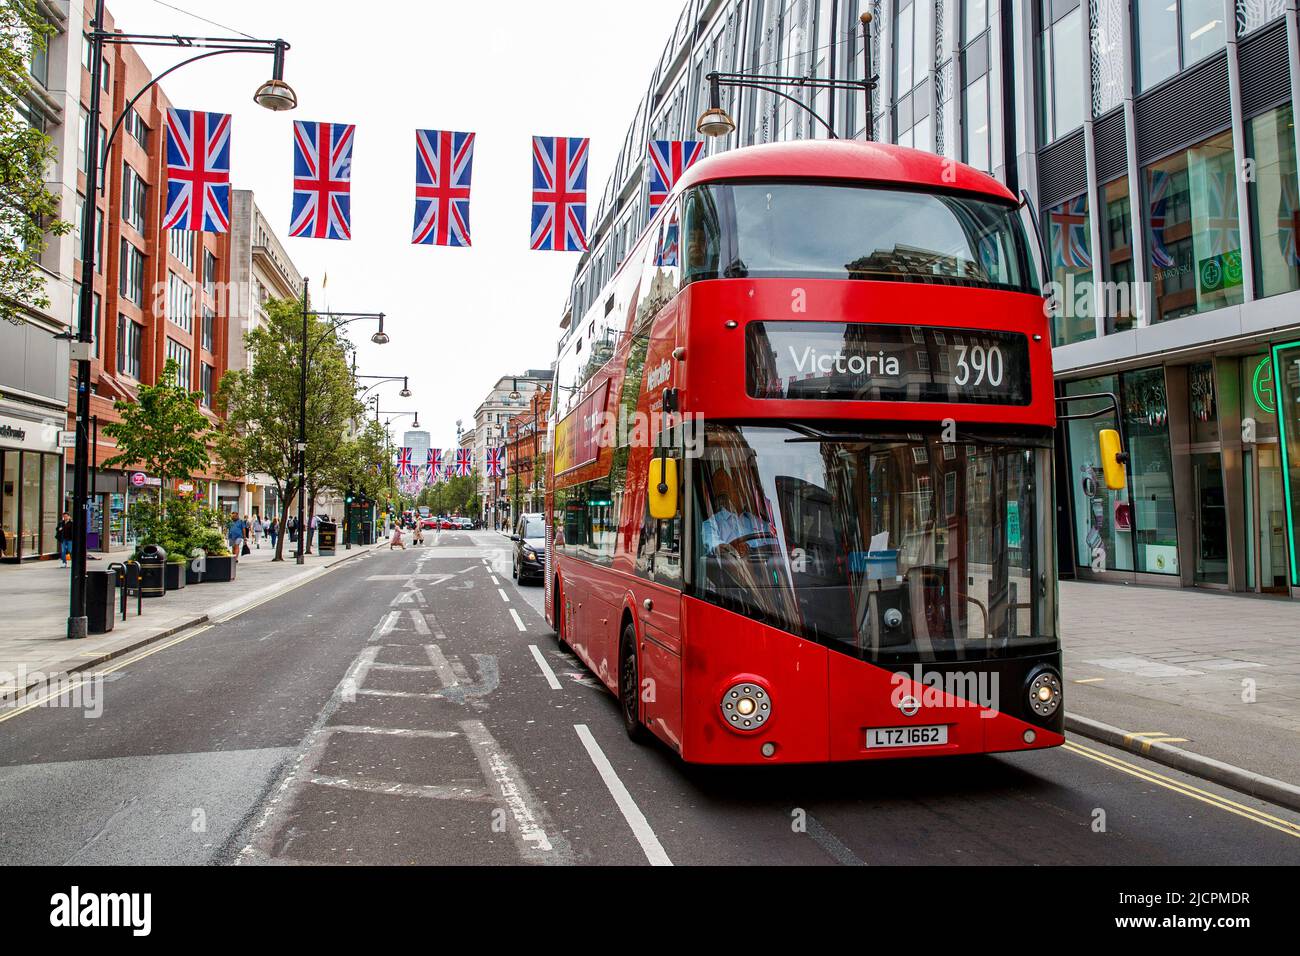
675,139,1016,202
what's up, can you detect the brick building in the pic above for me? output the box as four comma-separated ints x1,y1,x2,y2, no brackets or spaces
503,385,550,523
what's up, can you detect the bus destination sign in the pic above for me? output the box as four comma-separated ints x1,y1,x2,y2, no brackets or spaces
746,321,1031,405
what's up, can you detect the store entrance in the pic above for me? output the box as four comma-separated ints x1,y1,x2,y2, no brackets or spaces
1192,452,1229,585
1245,443,1288,593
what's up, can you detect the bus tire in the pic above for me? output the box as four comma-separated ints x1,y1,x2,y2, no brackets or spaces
619,623,650,743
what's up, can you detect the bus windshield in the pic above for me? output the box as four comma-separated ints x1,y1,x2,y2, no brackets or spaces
690,424,1056,665
683,181,1033,292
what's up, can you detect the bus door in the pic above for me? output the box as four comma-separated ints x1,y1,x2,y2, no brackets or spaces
636,443,685,750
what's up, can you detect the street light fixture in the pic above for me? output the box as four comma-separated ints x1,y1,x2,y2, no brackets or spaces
67,1,297,639
695,11,877,141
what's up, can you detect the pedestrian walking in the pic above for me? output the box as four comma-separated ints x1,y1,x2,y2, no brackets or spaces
390,524,406,550
56,512,73,567
251,515,262,549
228,513,244,557
288,515,298,543
268,518,279,549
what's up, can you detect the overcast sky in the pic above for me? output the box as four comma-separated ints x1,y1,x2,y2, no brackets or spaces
107,0,685,445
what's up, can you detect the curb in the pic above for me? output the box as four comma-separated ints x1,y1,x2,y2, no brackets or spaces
1,542,384,706
1065,712,1300,813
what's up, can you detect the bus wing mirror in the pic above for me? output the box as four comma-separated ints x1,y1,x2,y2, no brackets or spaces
647,455,679,520
1098,428,1128,490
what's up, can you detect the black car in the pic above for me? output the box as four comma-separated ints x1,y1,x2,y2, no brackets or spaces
511,513,546,584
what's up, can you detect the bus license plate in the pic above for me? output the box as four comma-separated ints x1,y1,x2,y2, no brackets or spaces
866,725,948,749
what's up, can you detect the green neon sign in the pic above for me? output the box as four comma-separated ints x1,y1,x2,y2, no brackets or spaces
1252,356,1276,415
1272,341,1300,587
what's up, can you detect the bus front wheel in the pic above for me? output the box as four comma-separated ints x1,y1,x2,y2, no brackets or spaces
619,623,649,743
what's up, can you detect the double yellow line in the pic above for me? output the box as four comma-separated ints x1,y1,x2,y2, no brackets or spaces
0,626,211,725
1064,739,1300,839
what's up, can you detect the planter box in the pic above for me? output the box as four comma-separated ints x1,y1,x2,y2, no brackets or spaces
185,561,204,585
205,555,237,582
164,562,187,591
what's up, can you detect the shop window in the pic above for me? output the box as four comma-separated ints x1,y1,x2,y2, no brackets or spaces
1241,352,1278,441
1270,340,1300,586
1189,360,1219,443
1064,376,1132,572
1145,129,1243,324
1044,193,1095,345
1,452,17,557
1121,367,1178,574
1137,0,1226,91
1245,103,1300,299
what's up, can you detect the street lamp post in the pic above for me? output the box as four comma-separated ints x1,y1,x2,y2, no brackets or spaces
67,1,296,639
296,277,388,565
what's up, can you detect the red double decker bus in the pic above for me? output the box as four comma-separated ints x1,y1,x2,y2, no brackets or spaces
545,139,1100,764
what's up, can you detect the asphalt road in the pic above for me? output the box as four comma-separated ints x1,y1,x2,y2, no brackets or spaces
2,529,1299,865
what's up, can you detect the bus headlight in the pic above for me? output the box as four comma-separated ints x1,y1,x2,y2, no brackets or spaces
1026,668,1062,718
721,682,770,731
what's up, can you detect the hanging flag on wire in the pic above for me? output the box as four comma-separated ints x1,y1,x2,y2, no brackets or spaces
424,448,441,484
413,129,475,246
444,450,458,482
396,447,413,478
163,109,231,233
291,120,355,240
530,135,588,251
647,139,703,218
454,448,473,477
486,446,505,478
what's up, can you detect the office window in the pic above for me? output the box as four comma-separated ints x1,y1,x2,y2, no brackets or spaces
1039,0,1084,143
119,239,144,305
95,214,104,275
963,73,990,172
117,315,142,379
1100,177,1136,332
894,0,934,151
200,363,214,407
74,193,85,254
1045,194,1095,345
1090,0,1125,115
167,271,194,333
124,107,148,149
203,250,217,295
77,108,88,173
1145,128,1243,323
202,306,215,352
1137,0,1226,91
122,163,147,233
1246,103,1300,298
29,30,48,88
168,229,195,271
166,338,192,389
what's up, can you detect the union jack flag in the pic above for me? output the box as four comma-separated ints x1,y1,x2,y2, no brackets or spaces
291,121,354,240
1049,195,1092,270
396,446,413,478
647,139,704,218
454,448,473,477
531,135,588,251
413,129,474,246
1279,174,1300,266
1199,164,1241,257
163,109,231,233
1148,169,1177,269
654,210,680,268
443,449,457,481
486,446,506,478
426,448,443,483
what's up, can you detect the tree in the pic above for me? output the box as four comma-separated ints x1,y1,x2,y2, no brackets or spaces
101,359,212,510
1,2,69,324
216,296,363,561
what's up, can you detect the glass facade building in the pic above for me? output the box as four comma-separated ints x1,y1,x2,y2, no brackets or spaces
564,0,1300,598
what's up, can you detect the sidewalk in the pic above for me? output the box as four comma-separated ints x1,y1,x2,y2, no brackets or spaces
0,538,386,701
1061,580,1300,797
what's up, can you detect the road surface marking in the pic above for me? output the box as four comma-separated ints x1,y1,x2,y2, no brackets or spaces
1084,655,1204,678
329,725,459,739
369,662,439,673
574,724,672,866
806,813,867,866
425,644,461,688
461,719,569,863
509,608,527,632
528,645,562,689
368,610,400,642
1073,677,1105,684
1063,740,1300,839
308,774,491,802
410,609,430,635
498,588,509,603
490,575,499,585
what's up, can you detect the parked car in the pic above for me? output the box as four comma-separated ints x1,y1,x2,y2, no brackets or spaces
420,515,439,529
512,513,546,584
456,517,473,530
439,517,455,529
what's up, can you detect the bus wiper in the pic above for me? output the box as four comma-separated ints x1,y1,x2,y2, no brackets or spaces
723,258,749,278
784,423,924,443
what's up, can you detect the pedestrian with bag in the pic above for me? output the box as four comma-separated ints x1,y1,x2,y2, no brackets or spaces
227,513,244,557
56,511,73,567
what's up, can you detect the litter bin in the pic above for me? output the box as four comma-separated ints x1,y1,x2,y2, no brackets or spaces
86,568,116,633
317,520,337,556
138,543,167,598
